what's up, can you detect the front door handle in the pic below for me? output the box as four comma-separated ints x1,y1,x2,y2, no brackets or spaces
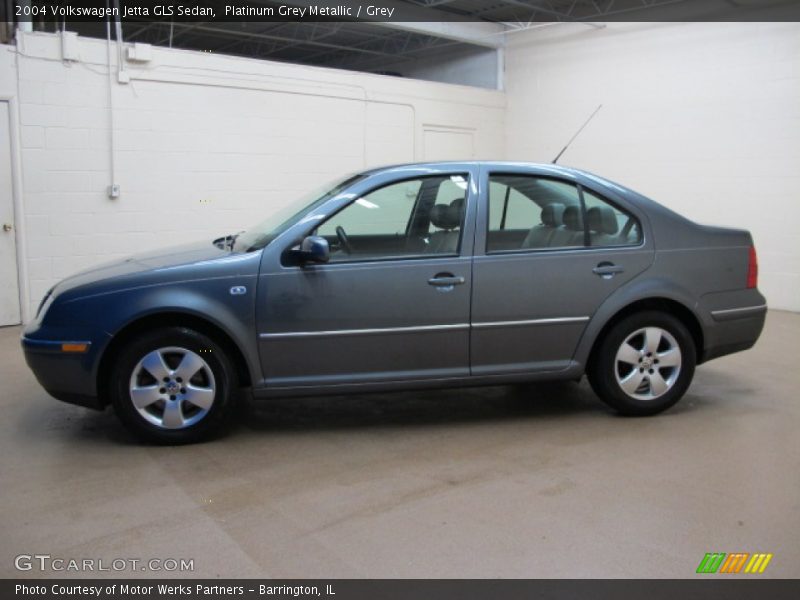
593,262,624,279
428,273,465,289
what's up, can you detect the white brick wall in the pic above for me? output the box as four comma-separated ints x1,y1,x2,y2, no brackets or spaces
504,22,800,311
3,32,505,320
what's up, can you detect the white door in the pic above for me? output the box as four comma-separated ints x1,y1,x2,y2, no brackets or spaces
423,127,475,161
0,101,21,326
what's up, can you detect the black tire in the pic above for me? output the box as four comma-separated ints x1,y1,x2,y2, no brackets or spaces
109,327,236,444
587,310,696,416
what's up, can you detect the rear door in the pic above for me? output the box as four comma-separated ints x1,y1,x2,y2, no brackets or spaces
470,165,655,376
256,165,478,389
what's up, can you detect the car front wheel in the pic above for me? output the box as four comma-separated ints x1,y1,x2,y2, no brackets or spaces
588,310,696,416
109,327,236,443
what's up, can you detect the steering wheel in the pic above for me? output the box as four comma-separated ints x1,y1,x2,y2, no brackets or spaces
335,225,354,254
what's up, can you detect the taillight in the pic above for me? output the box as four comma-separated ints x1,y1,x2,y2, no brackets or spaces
747,245,758,289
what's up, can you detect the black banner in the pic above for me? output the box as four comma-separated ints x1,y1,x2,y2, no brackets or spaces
5,579,800,600
8,0,800,23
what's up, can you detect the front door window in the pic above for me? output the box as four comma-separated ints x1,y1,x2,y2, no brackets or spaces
316,174,469,261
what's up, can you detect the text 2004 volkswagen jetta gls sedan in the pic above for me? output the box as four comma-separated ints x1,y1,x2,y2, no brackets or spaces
22,162,766,443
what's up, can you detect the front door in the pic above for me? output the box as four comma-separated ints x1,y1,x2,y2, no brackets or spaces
470,167,655,375
256,168,477,389
0,101,21,326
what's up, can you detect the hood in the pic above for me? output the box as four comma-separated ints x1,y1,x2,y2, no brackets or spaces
53,241,236,298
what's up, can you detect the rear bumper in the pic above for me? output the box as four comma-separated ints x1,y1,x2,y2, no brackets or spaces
700,294,767,363
21,336,104,410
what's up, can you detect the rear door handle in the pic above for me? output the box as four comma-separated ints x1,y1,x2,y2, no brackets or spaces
428,273,465,288
593,263,624,279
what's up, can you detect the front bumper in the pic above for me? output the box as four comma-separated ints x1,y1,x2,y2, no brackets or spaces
21,336,105,410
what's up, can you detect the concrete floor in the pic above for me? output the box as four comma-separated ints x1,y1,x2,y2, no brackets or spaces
1,311,798,579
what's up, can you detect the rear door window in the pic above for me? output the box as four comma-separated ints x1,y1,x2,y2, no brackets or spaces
487,175,584,252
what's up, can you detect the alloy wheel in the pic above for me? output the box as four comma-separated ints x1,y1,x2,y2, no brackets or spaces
614,327,682,401
128,346,216,429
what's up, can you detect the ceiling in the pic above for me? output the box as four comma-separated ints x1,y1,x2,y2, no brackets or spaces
121,21,467,73
13,0,800,79
404,0,696,21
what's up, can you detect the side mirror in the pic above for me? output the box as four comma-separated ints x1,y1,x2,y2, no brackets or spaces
292,235,330,264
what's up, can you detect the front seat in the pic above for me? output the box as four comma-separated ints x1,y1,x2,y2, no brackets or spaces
522,202,565,249
427,198,464,254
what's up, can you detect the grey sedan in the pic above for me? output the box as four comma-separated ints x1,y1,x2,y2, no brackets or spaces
22,162,766,443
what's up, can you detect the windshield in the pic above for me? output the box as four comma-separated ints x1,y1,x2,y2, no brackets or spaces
232,173,365,252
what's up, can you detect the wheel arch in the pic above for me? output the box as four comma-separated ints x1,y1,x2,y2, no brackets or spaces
585,297,705,372
96,311,253,406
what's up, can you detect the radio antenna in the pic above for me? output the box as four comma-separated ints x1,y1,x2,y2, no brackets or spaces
552,104,603,164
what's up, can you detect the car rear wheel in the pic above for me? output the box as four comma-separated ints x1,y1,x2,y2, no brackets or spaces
587,310,696,415
109,327,236,443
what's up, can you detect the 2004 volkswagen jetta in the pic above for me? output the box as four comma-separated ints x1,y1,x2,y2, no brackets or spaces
22,162,767,443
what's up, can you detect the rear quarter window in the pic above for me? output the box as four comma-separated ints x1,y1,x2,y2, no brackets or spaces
582,188,642,247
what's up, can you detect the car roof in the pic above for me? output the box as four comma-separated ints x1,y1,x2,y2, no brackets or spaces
361,160,568,170
359,160,598,181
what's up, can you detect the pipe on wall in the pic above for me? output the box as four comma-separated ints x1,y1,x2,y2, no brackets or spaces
105,5,117,198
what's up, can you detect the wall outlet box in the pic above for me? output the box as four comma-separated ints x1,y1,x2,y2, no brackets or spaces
61,31,79,61
108,184,121,199
117,70,130,84
126,43,153,63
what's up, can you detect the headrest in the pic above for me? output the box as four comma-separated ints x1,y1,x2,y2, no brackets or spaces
563,205,583,231
587,206,619,235
541,203,565,228
430,198,464,230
